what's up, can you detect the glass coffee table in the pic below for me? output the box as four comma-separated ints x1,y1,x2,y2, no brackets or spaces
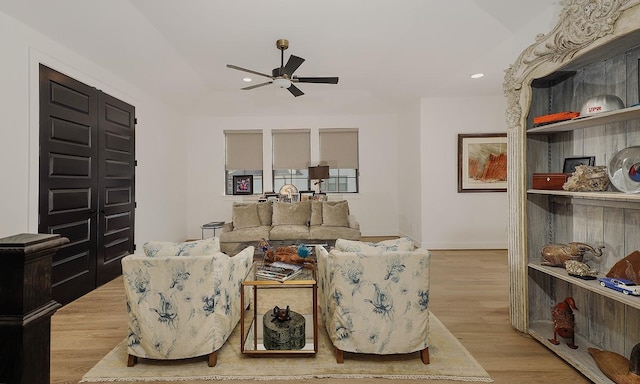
240,261,318,356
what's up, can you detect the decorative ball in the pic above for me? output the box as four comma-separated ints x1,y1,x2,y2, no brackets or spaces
297,244,310,258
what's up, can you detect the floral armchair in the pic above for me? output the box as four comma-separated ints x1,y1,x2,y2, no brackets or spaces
316,238,431,364
121,237,253,367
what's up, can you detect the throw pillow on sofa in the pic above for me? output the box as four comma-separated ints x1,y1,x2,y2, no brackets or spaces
310,201,323,226
143,237,221,257
272,201,311,226
232,203,262,229
335,237,415,253
322,201,349,227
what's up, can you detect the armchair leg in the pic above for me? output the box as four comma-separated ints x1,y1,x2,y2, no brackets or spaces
208,351,218,367
336,348,344,364
420,347,430,364
127,354,138,367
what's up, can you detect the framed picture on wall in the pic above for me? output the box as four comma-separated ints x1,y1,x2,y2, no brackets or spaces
458,133,507,192
233,175,253,195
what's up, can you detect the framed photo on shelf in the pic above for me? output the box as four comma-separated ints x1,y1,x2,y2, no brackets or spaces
264,192,279,202
299,191,314,201
563,156,595,173
313,192,327,201
458,133,507,192
232,175,253,195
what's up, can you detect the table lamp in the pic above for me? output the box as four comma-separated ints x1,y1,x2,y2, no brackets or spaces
308,165,330,193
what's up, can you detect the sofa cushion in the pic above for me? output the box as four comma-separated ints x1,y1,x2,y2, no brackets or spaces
233,203,261,229
269,224,310,240
310,201,323,226
334,237,415,252
272,201,311,226
256,202,273,226
309,226,361,241
218,226,271,243
322,201,349,227
143,237,221,257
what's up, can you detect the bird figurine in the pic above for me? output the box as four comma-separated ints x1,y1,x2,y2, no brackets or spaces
548,297,578,349
588,343,640,384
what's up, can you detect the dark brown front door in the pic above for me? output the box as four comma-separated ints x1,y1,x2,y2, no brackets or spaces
39,65,135,304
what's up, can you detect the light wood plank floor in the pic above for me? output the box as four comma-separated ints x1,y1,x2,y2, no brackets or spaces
50,248,590,383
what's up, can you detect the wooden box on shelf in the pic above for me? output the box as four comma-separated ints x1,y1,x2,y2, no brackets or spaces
532,173,570,190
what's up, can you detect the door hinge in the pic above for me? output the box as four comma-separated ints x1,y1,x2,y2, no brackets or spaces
134,201,137,208
134,160,138,166
133,244,137,251
134,117,138,125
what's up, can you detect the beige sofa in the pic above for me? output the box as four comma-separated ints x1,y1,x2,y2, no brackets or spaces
219,200,361,253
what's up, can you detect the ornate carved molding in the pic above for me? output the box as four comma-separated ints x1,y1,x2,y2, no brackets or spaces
503,0,639,131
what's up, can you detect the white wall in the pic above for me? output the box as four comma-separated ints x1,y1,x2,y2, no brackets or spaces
0,11,188,244
397,100,423,243
185,114,400,239
420,95,509,249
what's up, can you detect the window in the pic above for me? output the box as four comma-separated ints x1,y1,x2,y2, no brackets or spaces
225,130,263,195
319,129,359,193
272,129,310,193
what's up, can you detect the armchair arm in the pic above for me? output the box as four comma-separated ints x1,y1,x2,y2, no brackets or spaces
221,222,234,233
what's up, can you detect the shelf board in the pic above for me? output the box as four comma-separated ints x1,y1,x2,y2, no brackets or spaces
528,105,640,133
527,189,640,201
529,321,614,384
529,263,640,309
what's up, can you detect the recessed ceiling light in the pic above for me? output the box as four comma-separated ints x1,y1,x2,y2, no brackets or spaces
470,73,485,79
243,77,252,82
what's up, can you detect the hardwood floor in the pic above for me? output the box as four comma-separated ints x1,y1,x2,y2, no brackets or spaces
50,248,590,383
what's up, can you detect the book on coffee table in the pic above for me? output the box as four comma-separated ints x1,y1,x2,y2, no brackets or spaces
256,262,303,282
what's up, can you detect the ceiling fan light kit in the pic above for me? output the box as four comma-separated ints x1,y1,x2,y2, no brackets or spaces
227,38,339,97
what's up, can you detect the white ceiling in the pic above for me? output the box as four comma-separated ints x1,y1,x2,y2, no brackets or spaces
0,0,560,116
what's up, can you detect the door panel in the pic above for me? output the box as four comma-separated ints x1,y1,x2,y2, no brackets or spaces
97,92,135,285
39,64,98,305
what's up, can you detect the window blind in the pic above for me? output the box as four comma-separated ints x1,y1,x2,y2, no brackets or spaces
319,128,358,168
225,130,263,170
272,129,310,170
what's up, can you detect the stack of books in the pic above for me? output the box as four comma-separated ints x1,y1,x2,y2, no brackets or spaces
256,262,303,282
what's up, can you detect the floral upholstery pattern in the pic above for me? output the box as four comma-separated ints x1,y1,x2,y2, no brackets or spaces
334,237,415,253
142,237,220,257
122,244,253,362
316,244,430,356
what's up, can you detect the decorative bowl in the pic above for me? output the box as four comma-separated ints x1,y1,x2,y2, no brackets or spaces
608,146,640,193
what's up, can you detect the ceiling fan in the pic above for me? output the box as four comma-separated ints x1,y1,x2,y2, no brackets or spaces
227,39,339,97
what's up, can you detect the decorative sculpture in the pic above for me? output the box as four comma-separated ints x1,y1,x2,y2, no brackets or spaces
272,305,291,322
541,242,604,267
563,165,610,192
548,297,578,349
588,343,640,384
607,250,640,284
565,260,598,280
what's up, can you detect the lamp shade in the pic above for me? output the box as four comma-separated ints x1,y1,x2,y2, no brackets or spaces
309,165,330,179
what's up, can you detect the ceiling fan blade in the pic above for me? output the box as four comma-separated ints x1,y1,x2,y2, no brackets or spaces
287,84,304,97
283,55,305,77
226,64,273,79
293,76,339,84
241,81,272,90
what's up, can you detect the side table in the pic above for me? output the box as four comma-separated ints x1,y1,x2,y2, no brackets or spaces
240,261,318,356
201,221,224,239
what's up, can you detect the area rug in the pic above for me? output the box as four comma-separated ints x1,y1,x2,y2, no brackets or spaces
80,312,492,382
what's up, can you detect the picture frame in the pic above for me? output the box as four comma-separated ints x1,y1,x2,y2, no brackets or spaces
563,156,595,173
313,192,327,201
299,190,314,201
458,133,508,192
232,175,253,195
264,192,279,202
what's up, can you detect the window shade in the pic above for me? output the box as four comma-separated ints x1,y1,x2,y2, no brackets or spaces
272,129,310,170
319,128,358,168
225,130,263,170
